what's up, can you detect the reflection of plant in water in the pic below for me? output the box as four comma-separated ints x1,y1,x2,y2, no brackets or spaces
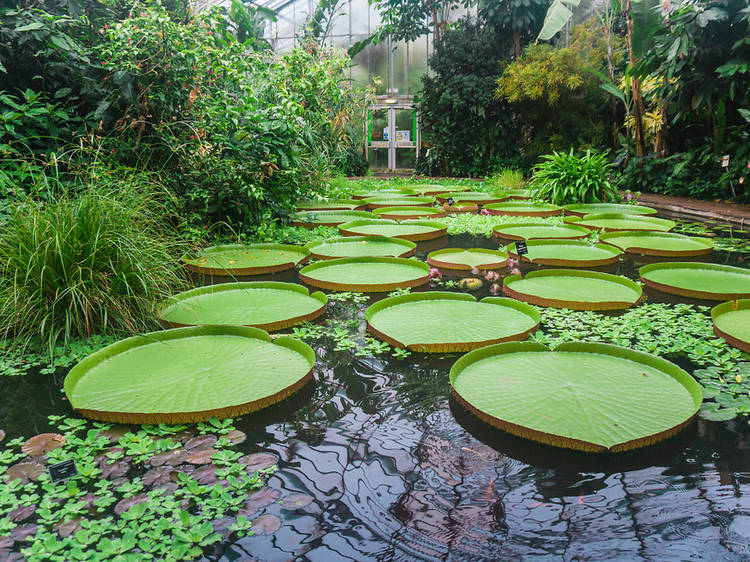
534,303,750,420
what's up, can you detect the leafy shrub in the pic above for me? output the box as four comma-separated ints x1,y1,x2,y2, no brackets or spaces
530,149,620,205
485,168,525,190
0,170,187,347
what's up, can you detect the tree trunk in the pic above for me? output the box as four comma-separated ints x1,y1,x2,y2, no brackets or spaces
513,28,521,58
623,0,646,157
432,7,440,43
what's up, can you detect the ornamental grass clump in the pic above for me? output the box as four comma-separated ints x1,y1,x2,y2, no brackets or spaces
0,180,187,348
530,149,620,205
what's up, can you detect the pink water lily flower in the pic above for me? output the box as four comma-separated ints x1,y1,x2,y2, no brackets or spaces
480,208,490,215
429,267,442,280
484,270,500,282
507,258,517,269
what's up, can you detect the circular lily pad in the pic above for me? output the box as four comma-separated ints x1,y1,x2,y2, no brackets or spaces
362,196,436,209
366,292,539,352
504,269,642,310
159,282,327,331
599,231,713,257
450,341,702,452
399,184,456,196
427,248,509,270
305,236,416,260
563,203,658,217
443,202,478,213
184,244,310,276
492,222,591,241
22,433,65,456
640,262,750,300
484,201,562,217
295,199,366,211
299,257,430,292
712,300,750,353
506,239,622,267
64,325,316,424
373,206,446,220
291,210,374,227
497,189,532,200
338,219,447,242
352,188,415,199
564,213,675,232
436,192,506,205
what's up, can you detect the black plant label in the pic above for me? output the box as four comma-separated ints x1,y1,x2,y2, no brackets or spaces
48,459,77,483
446,197,455,206
515,241,529,255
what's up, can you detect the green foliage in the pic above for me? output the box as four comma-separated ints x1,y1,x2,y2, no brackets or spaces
530,148,620,205
485,168,525,190
0,169,187,348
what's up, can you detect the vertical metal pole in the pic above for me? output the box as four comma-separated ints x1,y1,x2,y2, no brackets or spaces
292,0,296,47
405,41,409,96
388,107,395,171
388,35,393,92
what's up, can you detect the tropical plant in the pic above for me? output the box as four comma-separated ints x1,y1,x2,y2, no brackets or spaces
530,149,620,204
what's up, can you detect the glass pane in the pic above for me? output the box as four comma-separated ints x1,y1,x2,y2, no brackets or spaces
368,147,389,170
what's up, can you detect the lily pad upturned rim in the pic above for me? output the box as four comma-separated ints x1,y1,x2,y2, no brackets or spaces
291,209,375,227
372,206,447,220
352,188,416,199
503,269,642,310
449,341,702,453
506,239,622,267
338,219,448,242
563,213,676,232
427,247,509,270
361,196,437,209
640,262,750,300
563,203,659,217
436,191,507,205
399,184,457,196
64,325,316,424
183,244,310,276
711,299,750,353
492,222,591,241
483,201,562,218
443,202,479,213
598,231,714,257
495,188,532,200
158,282,327,331
365,292,540,352
295,198,367,211
298,256,430,292
304,235,417,260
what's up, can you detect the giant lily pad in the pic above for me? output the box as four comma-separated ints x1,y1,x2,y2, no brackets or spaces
299,257,429,292
492,222,590,241
427,248,508,270
400,184,457,196
366,292,539,352
64,326,315,423
352,188,415,199
484,201,562,218
436,192,506,205
295,199,366,211
338,219,447,242
291,210,374,227
564,213,675,232
450,341,702,452
506,239,622,267
362,196,436,209
504,269,641,310
563,203,658,217
159,282,327,331
184,244,309,276
496,188,532,200
640,262,750,300
373,206,446,220
305,236,416,260
443,202,478,214
599,231,713,257
712,300,750,353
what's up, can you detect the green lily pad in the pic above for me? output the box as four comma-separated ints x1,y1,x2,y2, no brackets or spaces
563,203,658,217
437,192,506,205
640,262,750,300
291,210,374,227
373,206,446,220
443,202,478,213
492,222,590,241
504,269,642,310
564,213,675,232
64,326,315,423
366,292,539,352
184,244,310,276
299,256,430,292
484,201,562,217
295,199,365,211
598,231,713,257
352,188,415,199
305,236,416,260
159,282,327,331
450,341,702,452
427,248,509,270
399,184,457,196
506,239,622,267
338,219,447,242
712,300,750,353
496,189,532,200
362,196,436,209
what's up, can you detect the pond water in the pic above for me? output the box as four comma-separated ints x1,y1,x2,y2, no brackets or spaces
2,219,750,561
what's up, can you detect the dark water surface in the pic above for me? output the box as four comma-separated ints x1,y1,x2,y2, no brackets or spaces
2,221,750,561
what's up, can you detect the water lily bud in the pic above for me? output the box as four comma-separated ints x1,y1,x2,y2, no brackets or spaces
484,270,500,282
736,374,743,384
489,283,501,295
459,278,483,291
428,267,442,280
471,267,480,276
510,267,521,276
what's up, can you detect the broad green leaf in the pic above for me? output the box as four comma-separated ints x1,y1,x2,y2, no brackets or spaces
599,231,713,257
537,0,583,42
640,263,750,300
299,256,429,292
305,236,416,259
